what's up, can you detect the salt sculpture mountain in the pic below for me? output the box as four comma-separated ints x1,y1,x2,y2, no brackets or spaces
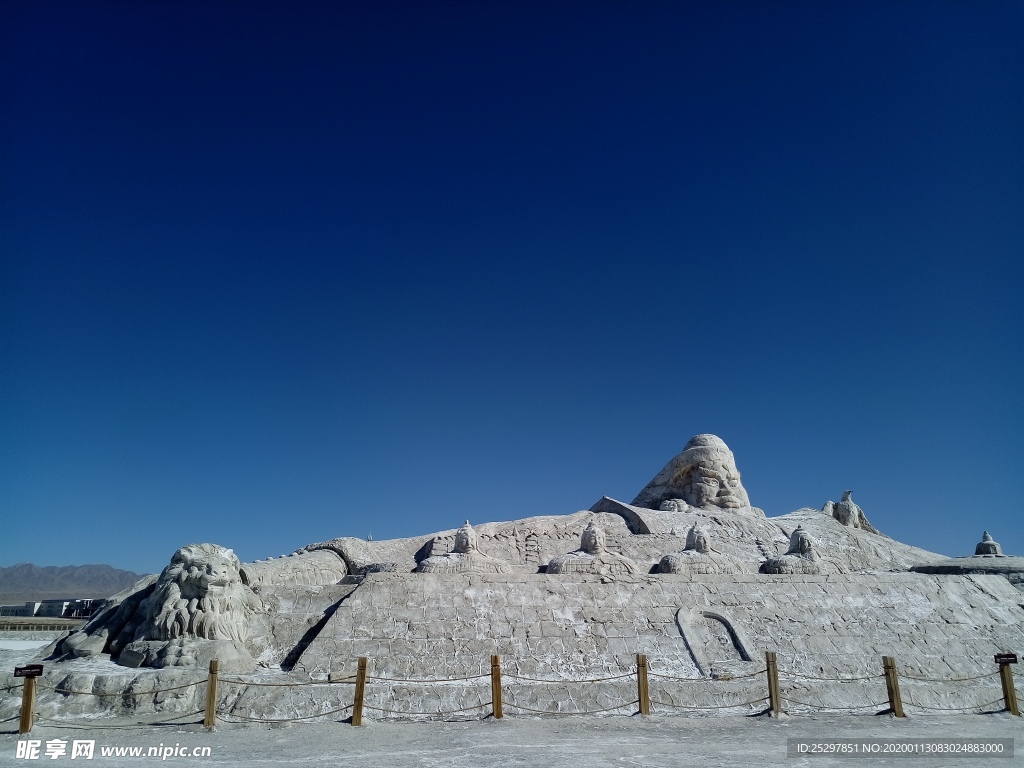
4,434,1022,722
631,434,754,513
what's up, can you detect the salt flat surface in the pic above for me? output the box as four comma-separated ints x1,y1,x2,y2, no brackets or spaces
1,713,1021,767
0,641,51,651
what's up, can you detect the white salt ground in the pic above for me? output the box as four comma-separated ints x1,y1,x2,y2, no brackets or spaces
1,713,1021,767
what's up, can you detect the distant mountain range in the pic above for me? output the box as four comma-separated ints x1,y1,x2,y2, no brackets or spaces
0,563,150,604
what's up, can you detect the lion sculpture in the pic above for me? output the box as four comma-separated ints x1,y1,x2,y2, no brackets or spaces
140,543,253,642
63,543,260,672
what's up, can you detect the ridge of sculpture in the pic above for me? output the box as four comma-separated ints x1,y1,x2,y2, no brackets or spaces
633,434,755,514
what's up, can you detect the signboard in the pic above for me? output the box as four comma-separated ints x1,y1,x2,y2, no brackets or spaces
13,664,44,678
994,653,1018,665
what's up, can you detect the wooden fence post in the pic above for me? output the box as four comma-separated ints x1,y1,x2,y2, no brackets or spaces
491,655,503,719
203,659,219,730
18,677,36,735
997,660,1020,716
882,656,904,718
636,653,651,715
352,656,368,726
765,651,781,716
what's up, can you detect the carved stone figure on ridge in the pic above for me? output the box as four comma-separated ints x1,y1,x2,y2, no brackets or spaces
633,434,753,513
974,531,1004,557
761,525,822,575
657,523,737,575
822,490,880,534
547,522,639,576
415,521,511,574
63,543,261,672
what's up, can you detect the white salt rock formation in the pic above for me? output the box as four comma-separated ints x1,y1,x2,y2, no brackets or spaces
631,434,756,514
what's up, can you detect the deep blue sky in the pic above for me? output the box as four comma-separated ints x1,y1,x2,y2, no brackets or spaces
2,1,1021,574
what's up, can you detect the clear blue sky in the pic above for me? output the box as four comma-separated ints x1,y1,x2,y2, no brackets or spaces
2,1,1021,574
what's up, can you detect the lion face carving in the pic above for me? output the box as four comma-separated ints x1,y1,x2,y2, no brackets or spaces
138,543,254,643
62,542,260,672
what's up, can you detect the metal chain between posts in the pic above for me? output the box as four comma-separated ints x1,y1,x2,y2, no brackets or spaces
216,704,354,723
901,696,1007,712
502,698,640,715
504,671,634,684
35,679,206,697
368,673,489,683
900,670,1001,682
648,669,767,682
362,702,490,716
781,696,888,710
33,710,205,729
780,670,883,682
649,696,769,711
219,678,356,687
646,672,703,682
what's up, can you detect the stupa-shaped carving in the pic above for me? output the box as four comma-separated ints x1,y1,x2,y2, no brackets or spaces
548,522,639,576
974,531,1003,557
415,521,511,574
761,525,822,575
657,523,737,575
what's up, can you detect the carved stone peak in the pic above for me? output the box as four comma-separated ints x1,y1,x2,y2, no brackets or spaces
822,490,880,534
632,434,752,513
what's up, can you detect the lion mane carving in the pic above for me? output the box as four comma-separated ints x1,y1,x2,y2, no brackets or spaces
62,542,261,672
139,543,253,643
115,543,260,671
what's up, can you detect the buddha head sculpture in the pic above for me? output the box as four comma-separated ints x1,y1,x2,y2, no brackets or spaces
785,526,815,559
548,521,638,575
632,434,751,512
453,520,477,554
761,525,822,575
580,522,606,555
657,522,737,574
684,524,709,554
